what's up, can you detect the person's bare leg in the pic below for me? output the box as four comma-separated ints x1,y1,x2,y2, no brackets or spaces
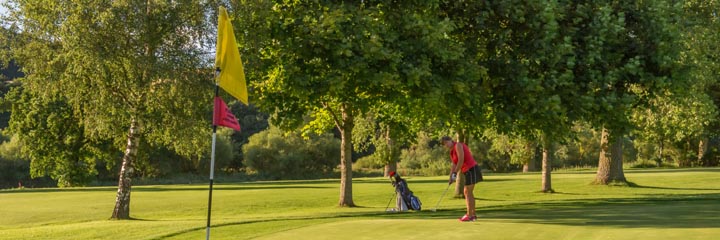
464,184,476,217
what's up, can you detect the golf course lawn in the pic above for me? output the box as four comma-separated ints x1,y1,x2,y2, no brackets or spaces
1,168,718,239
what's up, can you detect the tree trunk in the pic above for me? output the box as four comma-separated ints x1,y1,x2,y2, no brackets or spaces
594,128,627,185
678,139,694,167
610,136,626,181
384,162,397,177
338,105,355,207
111,118,140,219
541,142,553,193
384,127,397,177
698,137,708,166
523,143,536,172
456,130,469,144
657,139,664,166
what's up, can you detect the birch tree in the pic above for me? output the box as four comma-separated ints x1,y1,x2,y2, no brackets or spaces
2,0,216,219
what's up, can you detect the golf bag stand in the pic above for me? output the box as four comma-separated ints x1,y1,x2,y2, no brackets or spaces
388,171,422,211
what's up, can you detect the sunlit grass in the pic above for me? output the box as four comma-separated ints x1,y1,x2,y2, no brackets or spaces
1,168,719,239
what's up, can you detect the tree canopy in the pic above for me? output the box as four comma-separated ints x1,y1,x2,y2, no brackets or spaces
2,0,217,218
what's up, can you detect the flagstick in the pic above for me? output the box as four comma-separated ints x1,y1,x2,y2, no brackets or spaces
206,69,220,240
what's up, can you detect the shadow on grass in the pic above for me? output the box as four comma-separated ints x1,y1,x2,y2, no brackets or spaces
625,168,720,174
475,193,720,228
628,182,720,191
150,210,420,239
149,193,720,239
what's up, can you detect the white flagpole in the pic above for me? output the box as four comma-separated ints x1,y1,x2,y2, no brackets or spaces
206,69,220,240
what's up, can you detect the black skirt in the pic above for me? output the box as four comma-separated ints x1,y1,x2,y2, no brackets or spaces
464,165,483,185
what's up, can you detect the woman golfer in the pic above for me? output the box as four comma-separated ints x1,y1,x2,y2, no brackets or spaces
441,136,483,222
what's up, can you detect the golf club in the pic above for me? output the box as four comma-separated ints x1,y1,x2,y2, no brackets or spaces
384,192,396,212
431,183,452,212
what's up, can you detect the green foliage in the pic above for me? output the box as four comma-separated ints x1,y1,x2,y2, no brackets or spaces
0,133,58,189
0,133,23,161
235,0,476,205
468,0,575,139
4,88,114,187
353,154,384,170
227,102,270,170
0,0,717,192
0,157,29,188
562,0,684,136
629,159,677,169
235,0,476,138
613,0,720,169
214,128,238,171
352,112,401,168
243,127,339,179
485,131,535,166
2,0,217,186
0,133,30,188
0,133,27,187
398,133,449,176
629,78,717,167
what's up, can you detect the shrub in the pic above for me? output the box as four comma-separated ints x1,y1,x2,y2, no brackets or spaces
0,133,23,161
243,127,339,179
398,134,449,176
354,154,384,170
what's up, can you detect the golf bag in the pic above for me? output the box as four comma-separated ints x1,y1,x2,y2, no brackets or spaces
389,172,422,211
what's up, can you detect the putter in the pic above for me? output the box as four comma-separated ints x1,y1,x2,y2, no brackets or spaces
431,183,452,212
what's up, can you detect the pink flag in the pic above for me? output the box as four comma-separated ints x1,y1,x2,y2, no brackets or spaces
213,96,241,131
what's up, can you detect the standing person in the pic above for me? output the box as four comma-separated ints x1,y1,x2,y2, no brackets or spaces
442,136,483,222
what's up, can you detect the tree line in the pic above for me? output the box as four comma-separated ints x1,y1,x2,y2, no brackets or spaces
1,0,718,218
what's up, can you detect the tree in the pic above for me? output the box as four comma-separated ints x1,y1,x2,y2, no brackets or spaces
4,88,114,187
632,91,717,166
593,0,682,183
550,0,684,184
352,111,404,177
486,131,536,172
238,1,470,207
681,0,720,166
442,0,574,192
3,0,215,219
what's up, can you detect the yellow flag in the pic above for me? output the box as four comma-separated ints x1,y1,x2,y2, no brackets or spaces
215,6,248,105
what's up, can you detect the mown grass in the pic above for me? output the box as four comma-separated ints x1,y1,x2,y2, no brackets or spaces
1,168,719,239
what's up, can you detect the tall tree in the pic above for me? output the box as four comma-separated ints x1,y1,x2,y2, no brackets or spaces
682,0,720,166
237,1,471,206
3,0,215,219
595,0,681,183
442,0,576,192
551,0,684,184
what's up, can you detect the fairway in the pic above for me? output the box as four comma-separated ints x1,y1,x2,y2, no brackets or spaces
1,168,719,240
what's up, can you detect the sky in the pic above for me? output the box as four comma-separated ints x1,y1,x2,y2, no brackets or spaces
0,2,7,15
0,3,8,26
